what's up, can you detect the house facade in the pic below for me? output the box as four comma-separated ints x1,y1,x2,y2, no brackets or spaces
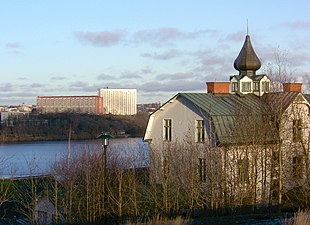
144,35,310,209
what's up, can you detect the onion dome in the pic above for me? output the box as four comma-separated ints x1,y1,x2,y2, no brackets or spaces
234,35,261,76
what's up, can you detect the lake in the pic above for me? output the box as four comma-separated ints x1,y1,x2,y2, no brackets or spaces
0,137,149,178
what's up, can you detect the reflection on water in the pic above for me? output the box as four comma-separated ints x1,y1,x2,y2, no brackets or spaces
0,138,148,177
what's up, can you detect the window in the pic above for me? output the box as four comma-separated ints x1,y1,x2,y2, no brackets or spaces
232,82,238,92
238,158,249,183
242,82,251,92
292,156,303,179
199,158,207,182
262,81,270,92
195,120,205,143
253,82,259,91
163,119,172,141
293,119,302,142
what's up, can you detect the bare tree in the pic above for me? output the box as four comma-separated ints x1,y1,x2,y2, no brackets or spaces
302,73,310,93
263,47,296,92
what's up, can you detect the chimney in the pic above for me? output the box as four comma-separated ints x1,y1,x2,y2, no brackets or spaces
206,82,230,94
283,83,302,93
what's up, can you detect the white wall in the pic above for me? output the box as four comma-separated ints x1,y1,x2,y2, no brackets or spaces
146,97,209,150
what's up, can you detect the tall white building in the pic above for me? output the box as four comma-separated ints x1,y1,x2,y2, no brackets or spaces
98,88,137,115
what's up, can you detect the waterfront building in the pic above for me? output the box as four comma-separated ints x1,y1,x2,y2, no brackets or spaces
0,110,30,124
36,95,103,114
36,88,137,115
98,88,137,115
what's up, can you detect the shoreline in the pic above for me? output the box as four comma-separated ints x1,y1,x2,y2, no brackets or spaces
0,135,143,144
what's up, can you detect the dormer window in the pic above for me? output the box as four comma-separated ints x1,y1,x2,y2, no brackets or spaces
262,81,270,92
253,82,259,91
232,82,238,92
242,82,251,92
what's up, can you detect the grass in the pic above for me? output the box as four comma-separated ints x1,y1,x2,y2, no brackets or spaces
283,210,310,225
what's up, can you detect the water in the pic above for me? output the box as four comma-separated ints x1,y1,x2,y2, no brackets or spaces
0,138,149,178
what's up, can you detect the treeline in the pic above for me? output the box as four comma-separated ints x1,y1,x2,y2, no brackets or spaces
0,112,149,143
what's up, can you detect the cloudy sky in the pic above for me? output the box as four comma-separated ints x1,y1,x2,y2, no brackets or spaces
1,1,310,105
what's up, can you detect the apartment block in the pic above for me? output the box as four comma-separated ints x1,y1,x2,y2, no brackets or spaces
36,88,137,115
98,88,137,115
36,96,103,114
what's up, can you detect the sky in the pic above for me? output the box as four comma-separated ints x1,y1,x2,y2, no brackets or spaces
1,1,310,105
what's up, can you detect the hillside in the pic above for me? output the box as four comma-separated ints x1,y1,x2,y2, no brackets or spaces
0,112,149,143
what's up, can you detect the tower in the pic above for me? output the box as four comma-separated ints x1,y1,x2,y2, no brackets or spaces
234,35,261,77
230,35,270,96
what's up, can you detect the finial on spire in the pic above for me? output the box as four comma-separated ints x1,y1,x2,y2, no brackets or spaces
247,19,249,35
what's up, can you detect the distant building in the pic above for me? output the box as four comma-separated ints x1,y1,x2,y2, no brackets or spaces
137,102,161,114
36,95,103,114
17,104,33,112
36,88,137,115
98,88,137,115
0,104,33,113
0,110,30,124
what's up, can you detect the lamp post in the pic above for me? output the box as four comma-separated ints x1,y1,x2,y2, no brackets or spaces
97,132,113,216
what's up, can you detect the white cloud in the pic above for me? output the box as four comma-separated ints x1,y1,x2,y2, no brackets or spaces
74,31,126,47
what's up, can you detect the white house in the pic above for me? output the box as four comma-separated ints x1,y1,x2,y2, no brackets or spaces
144,35,310,209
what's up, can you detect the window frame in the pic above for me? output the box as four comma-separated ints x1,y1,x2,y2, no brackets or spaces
195,120,205,143
253,82,259,91
262,81,270,92
232,82,238,92
163,119,172,142
241,82,252,92
293,119,302,142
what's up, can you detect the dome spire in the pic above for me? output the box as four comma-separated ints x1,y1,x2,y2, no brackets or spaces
233,35,261,77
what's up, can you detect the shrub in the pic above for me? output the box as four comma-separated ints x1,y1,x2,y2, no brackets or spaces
283,210,310,225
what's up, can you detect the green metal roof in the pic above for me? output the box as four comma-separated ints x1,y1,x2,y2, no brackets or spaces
179,93,270,116
178,93,278,145
262,92,298,110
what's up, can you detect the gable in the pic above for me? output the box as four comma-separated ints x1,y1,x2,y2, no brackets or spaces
239,76,252,82
230,76,238,82
144,94,207,142
252,74,270,82
260,75,270,82
304,94,310,104
294,94,308,104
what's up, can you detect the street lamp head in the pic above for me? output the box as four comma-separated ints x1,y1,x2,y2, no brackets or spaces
97,132,113,148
